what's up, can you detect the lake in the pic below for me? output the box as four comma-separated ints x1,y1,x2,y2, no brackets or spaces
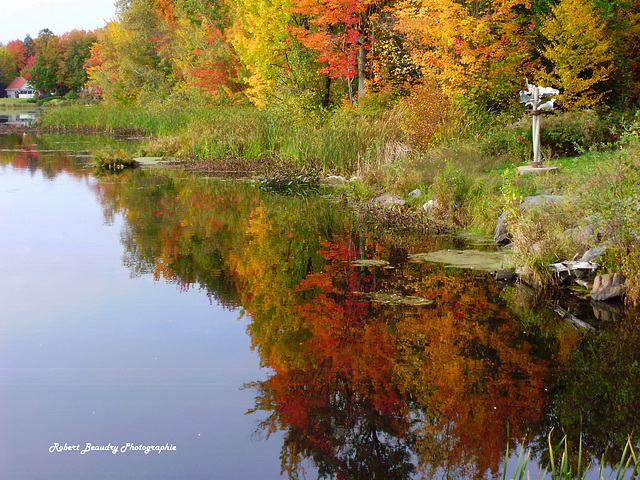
1,132,639,480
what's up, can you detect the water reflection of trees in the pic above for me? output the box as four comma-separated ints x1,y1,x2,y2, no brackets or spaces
0,132,135,179
95,169,640,479
246,235,550,479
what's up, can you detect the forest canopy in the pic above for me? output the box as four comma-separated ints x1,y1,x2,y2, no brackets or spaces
2,0,639,112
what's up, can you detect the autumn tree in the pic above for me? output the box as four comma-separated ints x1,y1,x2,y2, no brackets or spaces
537,0,614,109
152,0,243,101
0,46,16,92
58,30,97,94
87,0,174,103
394,0,534,109
6,40,27,74
289,0,387,104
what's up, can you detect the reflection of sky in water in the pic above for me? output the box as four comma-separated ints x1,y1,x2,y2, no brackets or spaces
0,167,283,479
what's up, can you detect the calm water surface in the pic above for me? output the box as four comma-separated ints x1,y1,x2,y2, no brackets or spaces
1,133,639,480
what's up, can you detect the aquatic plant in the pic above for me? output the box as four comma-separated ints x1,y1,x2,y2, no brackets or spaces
93,150,138,172
258,168,320,196
505,432,640,480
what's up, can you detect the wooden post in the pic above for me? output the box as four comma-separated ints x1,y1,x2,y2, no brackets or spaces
532,86,541,166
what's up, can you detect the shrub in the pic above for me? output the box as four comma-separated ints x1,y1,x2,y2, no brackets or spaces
540,110,613,156
397,81,451,147
479,122,531,160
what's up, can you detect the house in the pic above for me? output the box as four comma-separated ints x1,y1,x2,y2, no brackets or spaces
5,77,37,99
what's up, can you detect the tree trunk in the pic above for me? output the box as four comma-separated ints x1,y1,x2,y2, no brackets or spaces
358,43,366,99
321,72,331,108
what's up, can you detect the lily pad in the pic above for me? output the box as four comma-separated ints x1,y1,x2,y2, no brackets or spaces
355,292,434,306
408,249,510,271
133,157,168,166
351,259,391,268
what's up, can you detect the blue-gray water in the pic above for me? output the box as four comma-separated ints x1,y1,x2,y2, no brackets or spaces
0,144,284,480
1,133,638,480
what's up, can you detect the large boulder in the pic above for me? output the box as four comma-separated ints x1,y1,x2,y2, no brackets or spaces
591,273,628,302
520,194,564,210
494,193,564,245
494,211,510,245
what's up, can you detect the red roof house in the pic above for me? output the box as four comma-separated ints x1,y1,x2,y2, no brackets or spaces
5,77,36,98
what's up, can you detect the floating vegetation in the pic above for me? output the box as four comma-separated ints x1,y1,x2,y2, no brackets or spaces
351,259,392,268
354,292,434,306
258,168,320,196
93,150,139,172
409,249,510,271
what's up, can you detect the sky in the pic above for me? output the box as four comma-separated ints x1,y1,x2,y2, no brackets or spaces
0,0,116,45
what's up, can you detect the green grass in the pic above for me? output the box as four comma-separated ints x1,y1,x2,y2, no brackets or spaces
0,98,40,109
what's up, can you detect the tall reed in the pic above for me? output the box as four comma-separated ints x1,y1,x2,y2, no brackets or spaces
505,432,640,480
40,102,405,174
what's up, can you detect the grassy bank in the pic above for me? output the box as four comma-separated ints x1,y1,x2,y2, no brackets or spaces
40,102,413,175
39,101,640,303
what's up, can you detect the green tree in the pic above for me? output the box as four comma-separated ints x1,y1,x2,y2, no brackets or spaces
592,0,640,103
26,29,62,95
58,30,97,94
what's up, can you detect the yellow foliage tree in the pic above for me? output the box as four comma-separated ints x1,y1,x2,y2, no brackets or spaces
538,0,615,110
394,0,532,106
227,0,294,107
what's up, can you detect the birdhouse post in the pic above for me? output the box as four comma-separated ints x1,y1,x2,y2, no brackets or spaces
519,80,559,167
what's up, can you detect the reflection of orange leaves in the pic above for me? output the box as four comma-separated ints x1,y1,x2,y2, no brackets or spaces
394,271,549,477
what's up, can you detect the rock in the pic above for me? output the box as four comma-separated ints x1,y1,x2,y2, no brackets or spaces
581,245,607,263
409,188,422,198
325,175,347,185
423,199,438,211
591,273,628,302
520,194,564,210
567,225,597,245
494,211,510,245
371,193,407,207
494,193,564,245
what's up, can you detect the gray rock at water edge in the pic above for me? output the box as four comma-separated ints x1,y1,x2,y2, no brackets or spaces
409,188,423,198
493,193,564,245
371,193,407,207
423,199,438,211
494,211,510,245
591,273,628,302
